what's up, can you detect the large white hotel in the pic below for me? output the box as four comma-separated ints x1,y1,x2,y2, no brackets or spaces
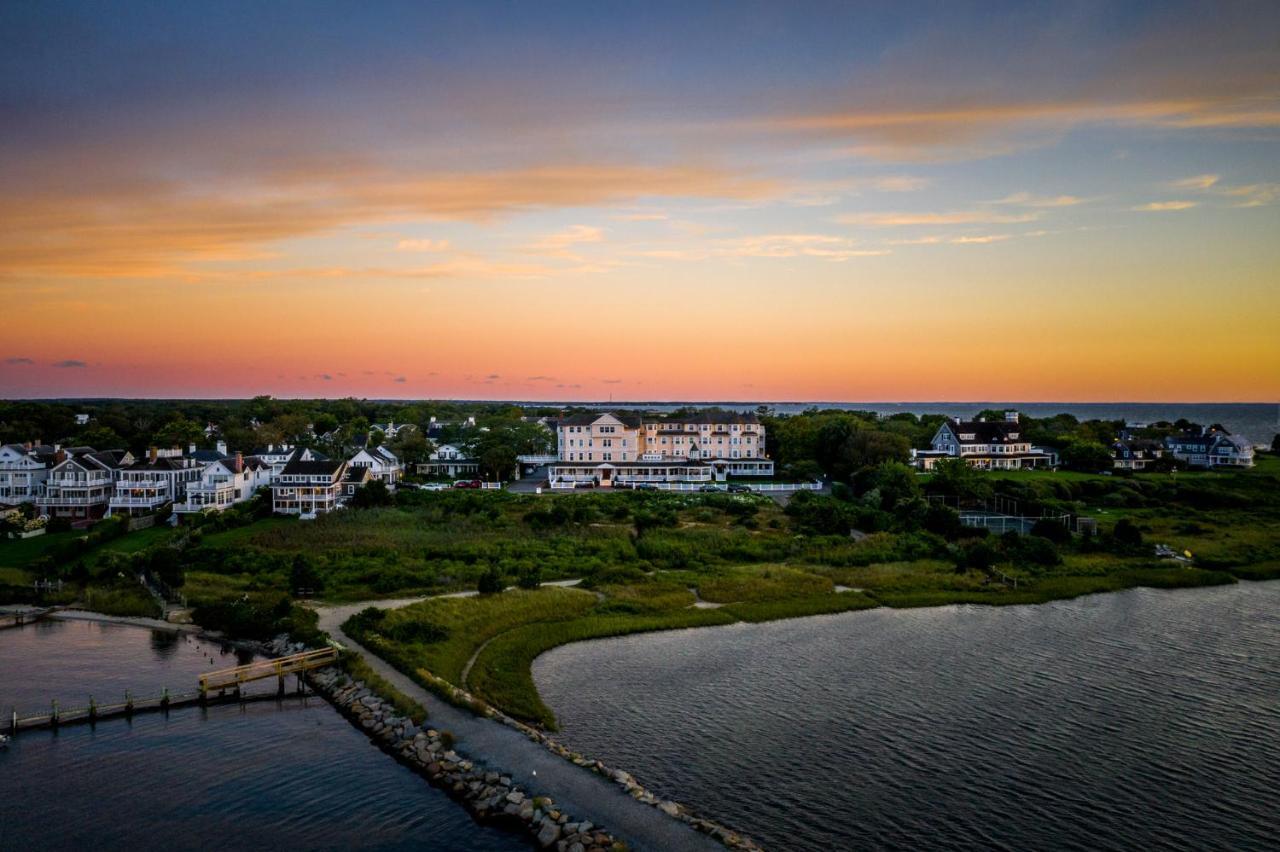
548,410,773,488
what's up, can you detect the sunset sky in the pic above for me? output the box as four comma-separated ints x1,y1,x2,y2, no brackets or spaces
2,1,1278,401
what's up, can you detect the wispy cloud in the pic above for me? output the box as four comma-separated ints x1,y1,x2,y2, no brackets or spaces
393,376,406,383
720,233,888,260
5,356,35,365
396,238,451,252
950,234,1012,244
52,359,87,368
1132,200,1198,212
0,165,774,280
524,225,605,262
1170,174,1220,190
1218,182,1280,207
991,192,1088,208
838,210,1040,227
526,375,555,382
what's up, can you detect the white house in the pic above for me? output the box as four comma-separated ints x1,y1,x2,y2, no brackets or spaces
549,410,773,488
1165,429,1255,469
921,412,1055,471
348,445,402,488
416,443,480,478
0,443,54,506
174,453,272,515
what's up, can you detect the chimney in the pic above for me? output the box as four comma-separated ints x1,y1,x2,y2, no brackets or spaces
216,439,228,456
24,440,32,451
55,448,67,465
149,446,158,463
234,452,244,473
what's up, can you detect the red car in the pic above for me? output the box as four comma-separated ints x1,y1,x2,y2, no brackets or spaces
453,479,484,489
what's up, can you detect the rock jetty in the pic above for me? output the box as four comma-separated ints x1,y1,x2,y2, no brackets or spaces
308,665,628,852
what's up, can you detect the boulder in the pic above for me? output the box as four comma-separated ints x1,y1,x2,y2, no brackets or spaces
536,822,561,848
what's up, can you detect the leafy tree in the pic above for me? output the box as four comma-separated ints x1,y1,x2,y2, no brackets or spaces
1030,518,1072,544
1111,518,1145,553
477,566,504,595
289,555,324,595
1272,433,1280,453
929,459,993,501
1060,440,1113,473
517,564,543,589
349,479,392,508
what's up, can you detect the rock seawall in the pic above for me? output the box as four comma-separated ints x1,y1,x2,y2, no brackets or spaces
412,666,763,850
308,665,627,852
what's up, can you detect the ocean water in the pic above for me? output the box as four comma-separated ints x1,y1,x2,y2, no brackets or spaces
0,619,526,851
534,583,1280,851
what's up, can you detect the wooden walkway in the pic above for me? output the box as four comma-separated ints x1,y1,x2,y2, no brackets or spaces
7,647,341,736
199,647,339,697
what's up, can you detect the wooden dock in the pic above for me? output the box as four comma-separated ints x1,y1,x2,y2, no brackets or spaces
7,646,341,736
0,608,55,631
199,647,339,697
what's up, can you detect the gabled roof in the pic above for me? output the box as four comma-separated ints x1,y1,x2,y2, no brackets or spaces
944,419,1024,443
343,465,373,484
558,411,644,428
280,456,345,477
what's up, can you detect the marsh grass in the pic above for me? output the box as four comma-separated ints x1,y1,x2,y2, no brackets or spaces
468,609,737,729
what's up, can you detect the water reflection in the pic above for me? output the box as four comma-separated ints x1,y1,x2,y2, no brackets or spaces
536,583,1280,851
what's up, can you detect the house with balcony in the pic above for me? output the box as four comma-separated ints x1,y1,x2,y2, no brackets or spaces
1164,428,1255,469
271,456,349,517
0,443,56,507
347,445,402,489
107,450,205,516
548,410,773,488
920,412,1056,471
416,443,481,478
36,448,133,520
174,453,272,516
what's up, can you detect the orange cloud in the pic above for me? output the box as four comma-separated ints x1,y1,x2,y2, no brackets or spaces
0,164,776,280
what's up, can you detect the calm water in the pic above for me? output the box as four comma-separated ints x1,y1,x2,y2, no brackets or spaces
534,583,1280,851
0,619,525,851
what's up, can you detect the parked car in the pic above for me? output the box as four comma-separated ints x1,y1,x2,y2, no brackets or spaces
419,482,450,491
453,479,484,489
726,483,751,493
633,483,657,491
699,483,728,492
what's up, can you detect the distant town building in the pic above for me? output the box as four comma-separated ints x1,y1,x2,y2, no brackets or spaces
548,410,773,488
36,447,133,520
1165,428,1255,469
348,446,403,489
0,443,56,506
416,443,480,479
1112,439,1165,471
271,455,349,517
107,449,204,516
917,411,1055,470
174,453,272,515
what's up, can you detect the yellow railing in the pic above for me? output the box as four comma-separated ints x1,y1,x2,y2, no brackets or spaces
199,647,339,696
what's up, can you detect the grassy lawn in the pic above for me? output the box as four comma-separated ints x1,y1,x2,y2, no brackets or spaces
0,530,80,572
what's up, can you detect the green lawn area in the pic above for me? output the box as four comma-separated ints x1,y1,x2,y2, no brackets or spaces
0,530,80,573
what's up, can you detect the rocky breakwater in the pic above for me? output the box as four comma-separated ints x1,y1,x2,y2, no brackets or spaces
308,666,626,852
411,669,762,851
